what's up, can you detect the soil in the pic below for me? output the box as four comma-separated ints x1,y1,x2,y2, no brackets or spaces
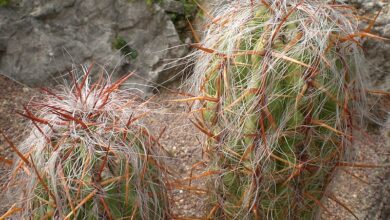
0,76,39,214
1,73,389,219
145,83,208,219
320,135,390,220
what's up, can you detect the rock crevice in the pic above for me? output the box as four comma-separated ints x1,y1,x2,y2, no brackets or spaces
0,0,187,93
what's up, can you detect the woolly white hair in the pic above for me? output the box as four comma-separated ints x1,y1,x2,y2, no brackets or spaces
186,0,370,219
5,65,170,219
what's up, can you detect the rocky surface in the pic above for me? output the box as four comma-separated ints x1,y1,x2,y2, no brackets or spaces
349,0,390,91
0,0,187,94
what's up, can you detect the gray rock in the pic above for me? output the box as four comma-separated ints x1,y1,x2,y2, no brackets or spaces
348,0,390,90
0,0,187,94
161,0,184,14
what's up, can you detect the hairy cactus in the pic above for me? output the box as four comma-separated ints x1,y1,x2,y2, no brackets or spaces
5,65,170,219
188,0,370,219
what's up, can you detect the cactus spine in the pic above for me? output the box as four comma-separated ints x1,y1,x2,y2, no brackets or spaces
188,0,368,219
6,66,170,219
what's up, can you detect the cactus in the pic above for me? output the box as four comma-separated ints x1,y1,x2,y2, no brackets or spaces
5,65,170,219
188,0,369,219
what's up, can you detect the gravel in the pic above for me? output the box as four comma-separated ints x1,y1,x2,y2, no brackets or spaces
145,82,208,218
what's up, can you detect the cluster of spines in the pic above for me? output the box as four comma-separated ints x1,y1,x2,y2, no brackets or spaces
3,64,171,219
185,0,372,219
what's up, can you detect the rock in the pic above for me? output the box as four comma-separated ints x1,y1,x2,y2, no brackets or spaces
0,0,187,94
344,0,390,125
161,0,184,14
348,0,390,90
192,0,221,37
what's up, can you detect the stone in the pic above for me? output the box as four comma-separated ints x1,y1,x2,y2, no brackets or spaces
0,0,187,95
348,0,390,89
161,0,184,14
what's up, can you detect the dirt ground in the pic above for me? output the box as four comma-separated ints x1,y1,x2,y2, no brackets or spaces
0,76,40,215
320,134,390,219
0,74,389,219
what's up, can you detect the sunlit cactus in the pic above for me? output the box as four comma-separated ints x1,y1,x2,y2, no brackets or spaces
4,65,171,219
187,0,370,219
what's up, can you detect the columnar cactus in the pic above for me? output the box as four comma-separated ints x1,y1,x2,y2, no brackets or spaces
188,0,369,219
5,66,170,219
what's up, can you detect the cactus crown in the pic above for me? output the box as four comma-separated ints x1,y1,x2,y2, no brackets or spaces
7,65,170,219
188,0,368,219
